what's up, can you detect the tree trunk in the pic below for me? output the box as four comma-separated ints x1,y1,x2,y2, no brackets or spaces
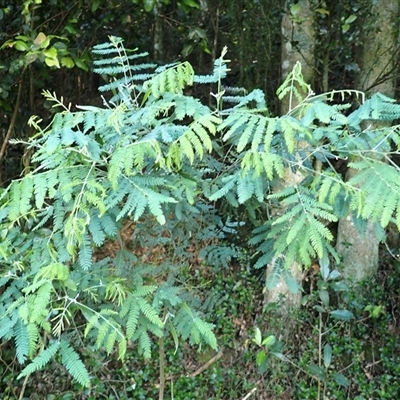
265,0,315,309
280,0,315,114
336,0,399,282
153,1,163,62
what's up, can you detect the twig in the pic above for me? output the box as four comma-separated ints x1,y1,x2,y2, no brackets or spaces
18,374,30,400
0,72,25,185
240,387,257,400
186,350,223,377
159,336,166,400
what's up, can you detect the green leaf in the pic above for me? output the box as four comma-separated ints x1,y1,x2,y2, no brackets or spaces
33,32,49,47
45,57,60,68
169,320,179,355
319,290,330,307
43,47,57,59
290,4,300,15
323,343,332,368
332,372,350,387
61,57,74,68
345,14,357,24
330,309,354,320
144,0,156,12
91,0,101,12
342,24,350,33
181,0,200,8
261,335,276,348
308,363,325,381
256,350,266,366
15,40,29,51
17,341,61,379
253,327,262,346
60,340,90,388
74,58,89,71
271,352,285,360
314,305,325,313
319,256,330,280
327,269,341,281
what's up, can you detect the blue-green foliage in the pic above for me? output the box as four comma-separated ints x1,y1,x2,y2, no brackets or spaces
0,36,222,387
1,36,400,389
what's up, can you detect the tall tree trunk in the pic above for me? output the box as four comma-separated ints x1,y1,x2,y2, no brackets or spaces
280,0,315,114
336,0,399,282
265,0,315,309
153,1,164,62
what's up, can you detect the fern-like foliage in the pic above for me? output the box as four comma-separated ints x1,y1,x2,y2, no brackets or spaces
2,37,400,390
0,36,225,388
208,61,400,275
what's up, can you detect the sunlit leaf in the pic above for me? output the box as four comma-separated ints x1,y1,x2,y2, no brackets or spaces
14,41,29,51
61,57,75,68
45,57,60,68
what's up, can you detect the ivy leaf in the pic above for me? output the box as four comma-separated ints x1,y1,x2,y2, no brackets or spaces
61,57,74,68
14,40,29,51
45,57,60,68
43,47,57,59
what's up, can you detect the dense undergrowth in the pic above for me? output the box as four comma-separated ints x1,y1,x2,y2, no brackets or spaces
1,254,400,399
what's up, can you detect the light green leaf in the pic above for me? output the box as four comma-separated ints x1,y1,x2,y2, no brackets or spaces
61,57,74,68
256,350,266,366
43,47,57,59
261,335,276,348
253,327,262,346
144,0,156,12
45,57,60,68
15,40,29,51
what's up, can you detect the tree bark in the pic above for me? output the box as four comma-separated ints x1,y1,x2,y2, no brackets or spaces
280,0,315,114
265,0,315,309
336,0,399,282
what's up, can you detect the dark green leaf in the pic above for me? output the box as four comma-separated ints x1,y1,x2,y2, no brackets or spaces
308,363,325,381
314,305,325,313
323,344,332,367
330,309,354,320
319,289,330,307
332,372,350,387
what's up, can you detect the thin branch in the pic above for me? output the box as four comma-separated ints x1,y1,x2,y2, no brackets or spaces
186,350,223,377
240,387,257,400
0,71,25,185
